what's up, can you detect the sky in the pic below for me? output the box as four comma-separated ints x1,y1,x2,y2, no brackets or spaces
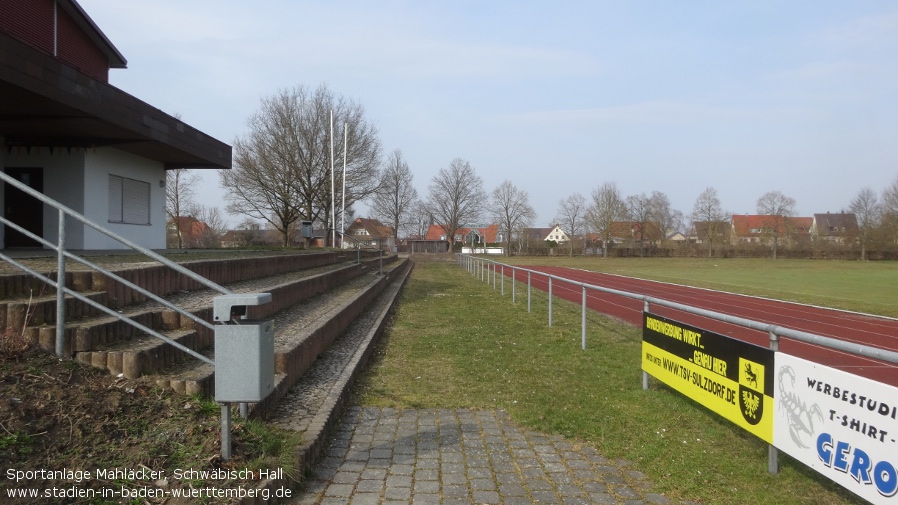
78,0,898,229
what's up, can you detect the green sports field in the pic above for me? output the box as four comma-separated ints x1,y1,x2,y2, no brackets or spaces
496,257,898,318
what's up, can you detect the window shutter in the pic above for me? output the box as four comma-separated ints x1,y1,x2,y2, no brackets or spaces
122,178,150,224
108,174,150,224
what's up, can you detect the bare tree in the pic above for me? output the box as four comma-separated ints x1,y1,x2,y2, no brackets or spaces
881,175,898,245
427,158,485,248
586,182,627,258
407,199,431,240
850,187,880,261
555,193,587,257
626,193,654,256
647,191,682,244
221,83,381,247
691,187,729,258
489,180,535,256
165,168,199,249
189,205,227,248
756,190,797,259
369,149,417,242
234,218,262,247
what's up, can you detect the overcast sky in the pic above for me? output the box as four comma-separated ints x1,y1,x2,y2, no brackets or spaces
78,0,898,228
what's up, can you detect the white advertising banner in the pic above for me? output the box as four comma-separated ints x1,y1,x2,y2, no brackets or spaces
774,353,898,504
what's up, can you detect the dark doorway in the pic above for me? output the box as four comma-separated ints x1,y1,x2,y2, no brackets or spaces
4,167,44,248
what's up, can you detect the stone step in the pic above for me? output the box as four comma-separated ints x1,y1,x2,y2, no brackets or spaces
68,256,397,384
152,258,409,400
73,328,203,379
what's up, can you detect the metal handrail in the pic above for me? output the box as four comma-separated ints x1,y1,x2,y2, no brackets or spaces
332,228,385,275
458,253,898,366
0,170,227,364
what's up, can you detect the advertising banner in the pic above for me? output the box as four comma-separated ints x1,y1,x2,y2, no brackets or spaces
642,312,774,443
774,353,898,504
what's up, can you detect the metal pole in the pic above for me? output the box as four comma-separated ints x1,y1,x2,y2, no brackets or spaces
342,123,347,234
512,267,516,303
643,299,650,390
330,110,335,248
768,330,780,474
527,271,531,313
55,209,66,357
221,403,232,461
501,265,504,295
581,286,587,350
548,277,553,327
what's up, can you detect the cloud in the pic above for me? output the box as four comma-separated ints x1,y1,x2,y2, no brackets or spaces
814,10,898,49
490,101,823,127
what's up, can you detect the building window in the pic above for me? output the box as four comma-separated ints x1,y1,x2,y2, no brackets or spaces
108,174,150,225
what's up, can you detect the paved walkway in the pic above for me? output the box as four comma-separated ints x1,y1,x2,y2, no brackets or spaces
291,406,678,505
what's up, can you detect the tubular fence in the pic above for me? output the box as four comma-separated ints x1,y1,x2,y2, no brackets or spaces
457,253,898,474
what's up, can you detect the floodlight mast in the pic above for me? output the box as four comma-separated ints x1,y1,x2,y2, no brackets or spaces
342,122,347,235
330,110,335,247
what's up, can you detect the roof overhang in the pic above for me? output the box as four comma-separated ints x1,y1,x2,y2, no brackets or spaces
0,33,231,170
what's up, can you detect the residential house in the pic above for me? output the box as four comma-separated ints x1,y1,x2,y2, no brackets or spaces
425,223,500,246
345,218,395,251
520,225,569,243
666,231,688,244
167,216,208,248
690,221,732,244
0,0,230,250
610,221,663,248
810,213,859,245
731,215,812,245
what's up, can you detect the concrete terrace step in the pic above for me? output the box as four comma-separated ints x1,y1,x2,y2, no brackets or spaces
155,258,410,400
67,256,395,380
264,256,412,474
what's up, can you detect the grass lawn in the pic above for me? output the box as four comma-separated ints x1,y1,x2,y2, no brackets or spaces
353,256,866,505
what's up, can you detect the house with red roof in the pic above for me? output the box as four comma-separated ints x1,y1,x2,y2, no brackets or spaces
0,0,230,250
731,215,811,245
425,223,500,245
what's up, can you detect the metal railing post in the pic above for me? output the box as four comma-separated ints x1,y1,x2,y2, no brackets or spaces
768,330,780,475
512,267,516,303
55,209,66,357
548,276,553,327
527,271,531,313
643,299,650,390
581,285,587,350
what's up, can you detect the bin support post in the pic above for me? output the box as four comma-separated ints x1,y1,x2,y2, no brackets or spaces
213,293,274,462
221,403,232,461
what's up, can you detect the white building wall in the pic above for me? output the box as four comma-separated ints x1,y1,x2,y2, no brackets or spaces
83,148,167,250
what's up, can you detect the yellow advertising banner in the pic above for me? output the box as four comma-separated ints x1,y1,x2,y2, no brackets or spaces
642,313,774,443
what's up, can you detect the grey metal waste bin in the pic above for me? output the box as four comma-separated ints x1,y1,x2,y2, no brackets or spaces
213,293,274,403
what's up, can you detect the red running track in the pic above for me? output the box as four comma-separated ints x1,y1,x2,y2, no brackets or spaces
494,265,898,387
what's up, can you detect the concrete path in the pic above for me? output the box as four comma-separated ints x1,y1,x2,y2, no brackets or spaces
291,406,681,505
